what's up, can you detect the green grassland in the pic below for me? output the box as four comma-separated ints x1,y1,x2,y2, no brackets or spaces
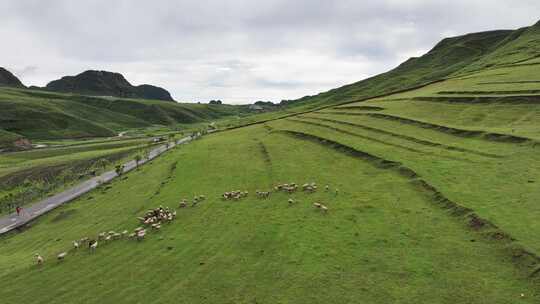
0,124,538,303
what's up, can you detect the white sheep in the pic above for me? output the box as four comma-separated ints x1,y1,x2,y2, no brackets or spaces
90,241,98,252
35,254,44,265
57,252,67,261
73,241,79,250
137,229,146,241
321,205,329,213
288,198,295,205
313,203,322,208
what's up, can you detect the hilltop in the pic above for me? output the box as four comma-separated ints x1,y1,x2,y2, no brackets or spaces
44,70,174,101
0,67,25,88
285,20,540,108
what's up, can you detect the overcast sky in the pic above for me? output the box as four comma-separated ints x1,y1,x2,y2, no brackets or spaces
1,1,539,104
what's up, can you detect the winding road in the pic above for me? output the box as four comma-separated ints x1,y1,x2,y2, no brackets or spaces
0,135,194,235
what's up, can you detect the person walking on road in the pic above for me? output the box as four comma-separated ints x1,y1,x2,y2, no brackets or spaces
16,206,22,216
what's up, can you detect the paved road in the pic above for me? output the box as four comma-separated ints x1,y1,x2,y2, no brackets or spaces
0,135,194,235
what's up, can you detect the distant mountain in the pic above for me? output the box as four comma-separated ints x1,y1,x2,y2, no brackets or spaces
134,84,174,101
0,67,25,88
284,19,540,108
45,70,174,101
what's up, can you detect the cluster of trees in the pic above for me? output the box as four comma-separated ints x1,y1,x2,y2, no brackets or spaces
209,100,222,105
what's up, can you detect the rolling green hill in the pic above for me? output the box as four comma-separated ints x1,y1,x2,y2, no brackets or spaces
0,87,251,149
44,70,175,101
284,20,540,109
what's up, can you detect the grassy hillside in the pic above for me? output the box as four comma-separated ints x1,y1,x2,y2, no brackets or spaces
0,118,538,303
0,87,251,147
284,20,540,109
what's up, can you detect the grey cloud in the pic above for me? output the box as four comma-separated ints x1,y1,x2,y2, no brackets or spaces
0,0,539,104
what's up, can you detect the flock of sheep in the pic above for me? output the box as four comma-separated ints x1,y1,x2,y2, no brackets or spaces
225,182,336,212
34,206,178,265
34,181,337,266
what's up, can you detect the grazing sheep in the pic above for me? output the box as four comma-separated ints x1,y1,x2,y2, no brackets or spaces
128,233,136,239
122,230,129,237
321,205,329,213
325,185,329,191
57,252,67,261
222,190,249,201
98,232,106,240
288,198,295,205
256,191,270,199
179,200,187,208
89,240,98,252
335,188,339,196
73,241,79,250
136,229,146,241
35,254,44,265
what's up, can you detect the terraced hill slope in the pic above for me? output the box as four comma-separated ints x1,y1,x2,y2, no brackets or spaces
1,104,539,302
